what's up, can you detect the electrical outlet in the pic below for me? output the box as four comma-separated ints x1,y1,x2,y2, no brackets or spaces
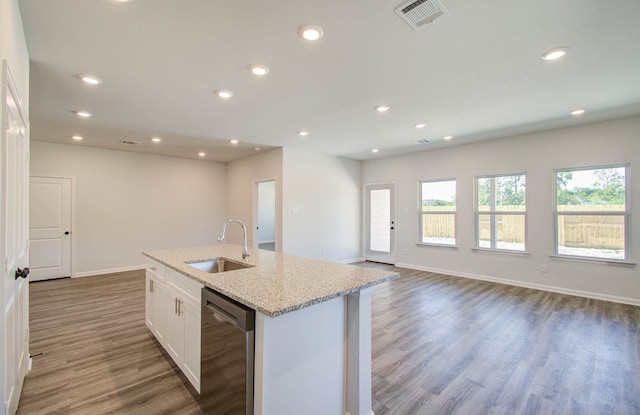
540,264,548,273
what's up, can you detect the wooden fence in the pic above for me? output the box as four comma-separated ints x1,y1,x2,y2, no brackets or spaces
421,205,625,248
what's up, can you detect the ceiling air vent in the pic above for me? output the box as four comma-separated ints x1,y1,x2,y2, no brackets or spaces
413,139,430,145
120,140,140,145
395,0,449,31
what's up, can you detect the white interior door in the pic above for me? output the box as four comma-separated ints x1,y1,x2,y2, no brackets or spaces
365,184,396,264
29,176,71,281
2,60,30,415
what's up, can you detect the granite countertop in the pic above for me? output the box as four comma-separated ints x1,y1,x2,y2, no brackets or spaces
142,244,399,317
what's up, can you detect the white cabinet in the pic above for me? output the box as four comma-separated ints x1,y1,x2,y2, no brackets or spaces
182,298,201,386
145,271,165,342
144,259,202,393
163,285,185,362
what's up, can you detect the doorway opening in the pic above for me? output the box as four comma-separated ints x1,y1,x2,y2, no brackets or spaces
256,180,276,251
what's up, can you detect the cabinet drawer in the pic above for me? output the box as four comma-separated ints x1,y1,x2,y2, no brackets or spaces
146,258,166,281
167,268,203,305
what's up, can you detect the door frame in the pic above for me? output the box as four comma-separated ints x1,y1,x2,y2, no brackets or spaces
363,183,396,264
29,175,75,279
252,178,279,252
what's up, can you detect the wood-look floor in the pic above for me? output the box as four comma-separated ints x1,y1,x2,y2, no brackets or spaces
365,263,640,415
17,271,202,415
17,265,640,415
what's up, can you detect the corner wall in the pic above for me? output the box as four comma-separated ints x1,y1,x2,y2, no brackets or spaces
30,141,227,276
362,116,640,304
282,147,362,262
225,148,283,250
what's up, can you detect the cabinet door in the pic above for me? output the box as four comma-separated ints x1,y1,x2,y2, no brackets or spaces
164,285,185,365
182,299,201,393
146,273,165,343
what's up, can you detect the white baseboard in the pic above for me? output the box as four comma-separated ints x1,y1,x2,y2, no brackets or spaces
338,257,365,264
395,262,640,307
73,264,145,278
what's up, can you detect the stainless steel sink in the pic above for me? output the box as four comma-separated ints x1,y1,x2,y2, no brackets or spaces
185,257,254,273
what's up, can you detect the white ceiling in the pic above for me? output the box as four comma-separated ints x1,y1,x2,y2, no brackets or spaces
18,0,640,162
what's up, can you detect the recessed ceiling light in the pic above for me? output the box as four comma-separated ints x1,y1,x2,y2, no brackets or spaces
114,0,132,3
248,64,269,76
230,138,239,144
198,152,206,157
297,131,309,137
371,148,379,153
374,105,390,112
298,25,324,41
414,123,426,129
541,47,569,61
443,135,453,140
72,135,83,141
74,110,93,118
254,147,261,151
215,89,233,99
77,74,102,85
151,137,162,143
571,108,586,116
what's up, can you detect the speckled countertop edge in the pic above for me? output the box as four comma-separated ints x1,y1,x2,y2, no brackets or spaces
142,244,399,318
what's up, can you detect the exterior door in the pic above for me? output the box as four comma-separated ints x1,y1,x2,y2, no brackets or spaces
29,176,72,281
1,61,30,415
365,183,396,264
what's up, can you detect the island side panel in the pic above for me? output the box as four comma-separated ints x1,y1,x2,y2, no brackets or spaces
254,296,346,415
346,287,374,415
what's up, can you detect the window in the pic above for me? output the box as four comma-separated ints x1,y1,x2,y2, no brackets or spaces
475,173,526,252
554,164,629,261
419,179,456,246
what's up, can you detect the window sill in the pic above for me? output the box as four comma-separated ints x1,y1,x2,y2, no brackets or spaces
471,248,531,257
549,254,636,267
416,242,458,249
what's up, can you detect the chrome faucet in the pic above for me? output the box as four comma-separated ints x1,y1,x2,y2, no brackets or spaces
217,219,250,260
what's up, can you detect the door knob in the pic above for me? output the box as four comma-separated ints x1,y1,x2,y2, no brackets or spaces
15,267,30,280
64,231,70,235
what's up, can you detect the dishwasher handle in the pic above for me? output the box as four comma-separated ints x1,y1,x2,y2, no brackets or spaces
202,288,255,331
206,301,239,326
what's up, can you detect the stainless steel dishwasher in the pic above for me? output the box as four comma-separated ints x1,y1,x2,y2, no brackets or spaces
201,287,255,415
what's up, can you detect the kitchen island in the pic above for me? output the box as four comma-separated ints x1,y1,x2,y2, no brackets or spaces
142,244,399,415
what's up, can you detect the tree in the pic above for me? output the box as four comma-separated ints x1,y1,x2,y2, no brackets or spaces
593,169,625,205
497,175,526,206
557,172,579,205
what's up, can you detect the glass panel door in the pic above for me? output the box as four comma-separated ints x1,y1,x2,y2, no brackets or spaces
365,184,395,264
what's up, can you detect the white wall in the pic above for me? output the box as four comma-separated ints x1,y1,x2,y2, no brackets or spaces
362,116,640,304
282,147,362,263
257,180,276,243
226,148,283,250
30,141,227,276
0,0,29,111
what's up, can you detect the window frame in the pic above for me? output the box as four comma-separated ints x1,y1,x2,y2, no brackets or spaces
474,172,528,253
553,163,630,263
417,178,457,247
